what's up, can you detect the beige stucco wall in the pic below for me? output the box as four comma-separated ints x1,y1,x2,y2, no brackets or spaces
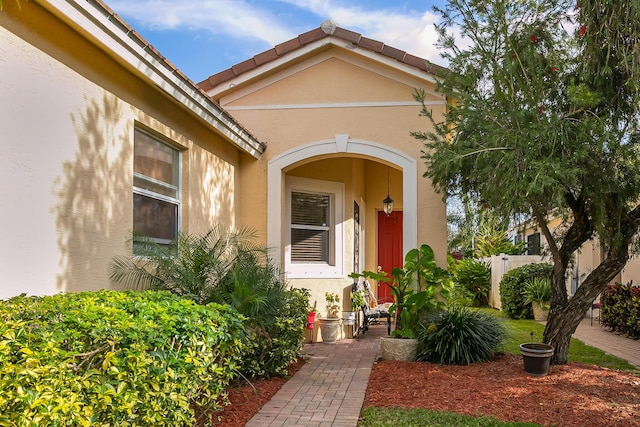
209,46,447,325
0,2,242,299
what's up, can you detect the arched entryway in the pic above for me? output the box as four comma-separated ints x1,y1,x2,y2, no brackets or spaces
267,134,417,277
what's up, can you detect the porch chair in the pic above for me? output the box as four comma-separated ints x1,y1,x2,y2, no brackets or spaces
590,301,601,326
352,279,391,335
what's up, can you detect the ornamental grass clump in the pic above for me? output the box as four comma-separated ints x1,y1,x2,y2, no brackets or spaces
417,306,507,365
523,277,552,304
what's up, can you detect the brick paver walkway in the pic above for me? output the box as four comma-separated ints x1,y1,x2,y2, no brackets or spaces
573,317,640,368
246,315,640,427
245,325,385,427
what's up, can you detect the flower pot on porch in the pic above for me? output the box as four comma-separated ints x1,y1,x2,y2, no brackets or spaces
318,317,341,343
342,311,356,338
519,343,554,376
380,336,419,361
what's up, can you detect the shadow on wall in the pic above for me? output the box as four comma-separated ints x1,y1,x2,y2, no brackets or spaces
52,93,131,293
192,147,235,231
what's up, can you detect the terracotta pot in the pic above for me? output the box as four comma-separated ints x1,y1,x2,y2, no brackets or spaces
380,337,418,361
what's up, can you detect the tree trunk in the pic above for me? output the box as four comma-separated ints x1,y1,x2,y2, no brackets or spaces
544,252,627,364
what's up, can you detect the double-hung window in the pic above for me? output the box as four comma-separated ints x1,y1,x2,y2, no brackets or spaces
133,128,180,252
285,176,343,278
291,192,331,263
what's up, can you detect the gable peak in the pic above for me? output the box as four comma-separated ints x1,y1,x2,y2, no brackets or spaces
320,20,339,35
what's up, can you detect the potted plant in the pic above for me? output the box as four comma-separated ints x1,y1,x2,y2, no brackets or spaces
524,277,551,321
352,244,451,360
318,292,341,343
344,287,366,337
306,302,317,343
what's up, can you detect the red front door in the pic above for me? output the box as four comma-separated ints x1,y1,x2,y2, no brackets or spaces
377,210,403,304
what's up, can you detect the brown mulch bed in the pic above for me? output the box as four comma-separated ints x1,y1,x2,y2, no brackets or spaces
364,353,640,426
204,353,639,426
202,357,306,426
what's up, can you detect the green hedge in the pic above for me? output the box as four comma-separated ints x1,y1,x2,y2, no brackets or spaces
601,282,640,339
0,290,245,427
240,288,309,378
499,263,552,319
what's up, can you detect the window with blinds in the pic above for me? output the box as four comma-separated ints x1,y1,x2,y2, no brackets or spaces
290,192,331,263
133,129,180,252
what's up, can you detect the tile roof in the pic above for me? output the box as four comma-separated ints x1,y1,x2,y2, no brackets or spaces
198,20,448,92
90,0,265,155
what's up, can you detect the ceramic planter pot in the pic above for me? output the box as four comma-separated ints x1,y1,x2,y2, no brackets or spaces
532,302,550,321
520,342,554,376
380,337,419,361
318,317,341,343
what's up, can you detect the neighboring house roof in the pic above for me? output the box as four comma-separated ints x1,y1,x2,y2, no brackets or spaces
198,19,448,93
39,0,265,158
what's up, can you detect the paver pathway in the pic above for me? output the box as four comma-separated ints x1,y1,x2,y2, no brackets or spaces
246,316,640,427
245,325,384,427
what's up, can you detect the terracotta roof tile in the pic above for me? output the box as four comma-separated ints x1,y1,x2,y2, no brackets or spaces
333,27,361,44
298,28,327,45
254,48,279,66
197,21,449,90
403,53,428,70
358,37,384,53
275,38,302,56
91,0,265,153
380,45,406,62
232,58,258,75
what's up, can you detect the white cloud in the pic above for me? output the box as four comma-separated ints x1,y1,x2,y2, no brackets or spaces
277,0,445,64
108,0,295,46
108,0,449,65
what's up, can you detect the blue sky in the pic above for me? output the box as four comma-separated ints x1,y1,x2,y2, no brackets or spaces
108,0,450,83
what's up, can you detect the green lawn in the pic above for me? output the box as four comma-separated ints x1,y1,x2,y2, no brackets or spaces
489,308,640,372
360,408,541,427
359,308,639,426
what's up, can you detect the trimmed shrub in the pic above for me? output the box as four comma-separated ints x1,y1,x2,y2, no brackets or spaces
601,282,640,338
417,307,507,365
109,226,308,379
453,258,491,306
240,288,309,378
0,290,245,427
499,263,553,319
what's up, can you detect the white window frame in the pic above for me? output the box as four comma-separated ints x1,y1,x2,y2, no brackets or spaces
132,128,181,252
285,176,344,278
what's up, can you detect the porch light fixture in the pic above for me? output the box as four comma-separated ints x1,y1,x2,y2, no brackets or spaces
383,166,394,216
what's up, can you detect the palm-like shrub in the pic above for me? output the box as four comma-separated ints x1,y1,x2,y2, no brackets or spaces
523,277,552,304
417,307,507,365
453,258,491,306
109,225,307,377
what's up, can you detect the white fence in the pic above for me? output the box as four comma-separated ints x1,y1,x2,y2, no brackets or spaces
488,255,546,310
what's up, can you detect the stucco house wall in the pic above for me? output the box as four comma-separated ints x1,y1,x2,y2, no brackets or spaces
201,26,448,317
0,0,262,299
1,1,448,328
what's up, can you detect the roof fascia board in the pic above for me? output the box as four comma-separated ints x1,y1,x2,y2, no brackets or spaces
206,37,440,98
39,0,263,158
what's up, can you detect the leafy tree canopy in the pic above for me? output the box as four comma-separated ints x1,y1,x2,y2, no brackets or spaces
415,0,640,363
